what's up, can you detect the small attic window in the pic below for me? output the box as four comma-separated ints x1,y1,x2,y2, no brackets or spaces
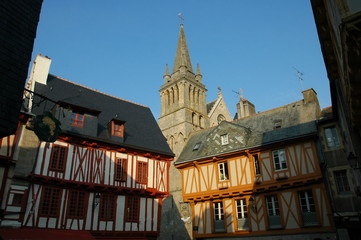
71,112,85,128
111,120,124,137
274,120,282,129
193,142,201,151
221,134,229,145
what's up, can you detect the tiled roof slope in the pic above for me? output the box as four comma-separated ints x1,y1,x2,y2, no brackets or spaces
206,100,216,114
176,99,319,164
32,75,174,156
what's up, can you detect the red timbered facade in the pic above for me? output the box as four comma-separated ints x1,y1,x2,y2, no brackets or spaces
0,54,174,240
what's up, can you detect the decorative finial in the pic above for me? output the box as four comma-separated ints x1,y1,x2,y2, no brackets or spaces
178,12,184,24
196,64,202,75
217,87,223,97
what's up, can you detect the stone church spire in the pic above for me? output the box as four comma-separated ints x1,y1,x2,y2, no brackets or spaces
172,24,193,74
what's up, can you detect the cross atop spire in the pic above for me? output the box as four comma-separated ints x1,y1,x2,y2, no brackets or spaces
178,12,184,24
172,24,193,74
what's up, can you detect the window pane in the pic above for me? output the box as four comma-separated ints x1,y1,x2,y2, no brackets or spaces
137,162,148,184
253,154,261,175
273,149,287,171
100,194,115,220
218,162,229,180
115,158,127,181
126,196,140,222
334,170,350,193
40,187,61,217
325,127,340,148
50,145,67,171
71,112,84,127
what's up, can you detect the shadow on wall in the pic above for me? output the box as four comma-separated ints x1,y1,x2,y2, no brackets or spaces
158,194,191,240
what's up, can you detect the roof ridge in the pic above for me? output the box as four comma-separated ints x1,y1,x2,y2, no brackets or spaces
192,99,305,137
234,99,304,122
49,74,149,108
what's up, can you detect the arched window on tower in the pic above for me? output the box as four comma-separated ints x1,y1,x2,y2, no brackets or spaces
189,85,192,102
192,112,197,128
175,84,179,102
217,114,225,124
169,136,175,151
166,90,170,106
170,87,174,104
197,89,201,105
199,115,203,129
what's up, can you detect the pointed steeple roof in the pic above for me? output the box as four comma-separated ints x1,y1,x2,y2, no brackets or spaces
164,63,170,76
172,24,193,74
196,63,202,76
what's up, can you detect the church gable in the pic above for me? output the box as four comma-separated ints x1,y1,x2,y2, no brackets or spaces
207,92,232,127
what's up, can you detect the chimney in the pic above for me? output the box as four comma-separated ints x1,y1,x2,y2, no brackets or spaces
28,54,51,90
26,54,51,112
302,88,321,119
302,88,318,104
236,98,256,119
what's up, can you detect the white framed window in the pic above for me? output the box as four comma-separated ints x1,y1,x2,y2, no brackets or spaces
218,162,229,181
220,134,229,145
236,199,248,219
266,195,282,229
236,199,249,230
214,201,224,220
253,154,261,175
324,126,340,149
213,201,225,232
272,149,287,171
298,190,318,226
334,170,351,194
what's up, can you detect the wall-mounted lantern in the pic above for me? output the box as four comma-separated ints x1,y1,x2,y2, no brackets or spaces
249,196,257,212
93,193,101,208
348,152,360,169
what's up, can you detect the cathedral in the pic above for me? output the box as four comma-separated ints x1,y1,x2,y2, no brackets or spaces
159,24,234,158
158,24,253,240
157,23,335,240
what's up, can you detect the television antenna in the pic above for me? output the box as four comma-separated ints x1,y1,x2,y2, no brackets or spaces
232,88,244,99
293,67,304,91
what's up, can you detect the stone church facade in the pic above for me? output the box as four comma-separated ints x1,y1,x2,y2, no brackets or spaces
158,24,234,240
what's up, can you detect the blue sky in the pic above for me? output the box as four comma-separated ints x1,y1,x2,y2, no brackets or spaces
31,0,330,119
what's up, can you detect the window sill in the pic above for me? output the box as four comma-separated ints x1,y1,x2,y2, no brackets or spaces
276,176,288,181
301,223,320,228
266,226,284,230
49,169,65,173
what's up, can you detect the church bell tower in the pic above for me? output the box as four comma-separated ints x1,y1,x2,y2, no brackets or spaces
158,24,209,156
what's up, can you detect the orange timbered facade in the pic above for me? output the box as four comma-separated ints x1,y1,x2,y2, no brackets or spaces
175,93,336,239
178,140,333,238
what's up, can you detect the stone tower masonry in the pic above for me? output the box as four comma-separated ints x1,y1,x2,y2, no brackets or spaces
158,24,208,240
159,24,209,157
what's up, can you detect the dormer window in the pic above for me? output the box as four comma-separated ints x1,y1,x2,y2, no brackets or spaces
193,142,201,151
71,112,85,127
274,120,282,129
221,134,229,145
112,121,124,137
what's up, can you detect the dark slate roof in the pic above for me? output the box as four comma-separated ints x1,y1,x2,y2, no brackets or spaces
32,75,174,156
207,100,216,114
176,100,318,165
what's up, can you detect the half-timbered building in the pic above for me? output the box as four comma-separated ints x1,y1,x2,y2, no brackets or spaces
174,89,336,239
0,54,174,240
